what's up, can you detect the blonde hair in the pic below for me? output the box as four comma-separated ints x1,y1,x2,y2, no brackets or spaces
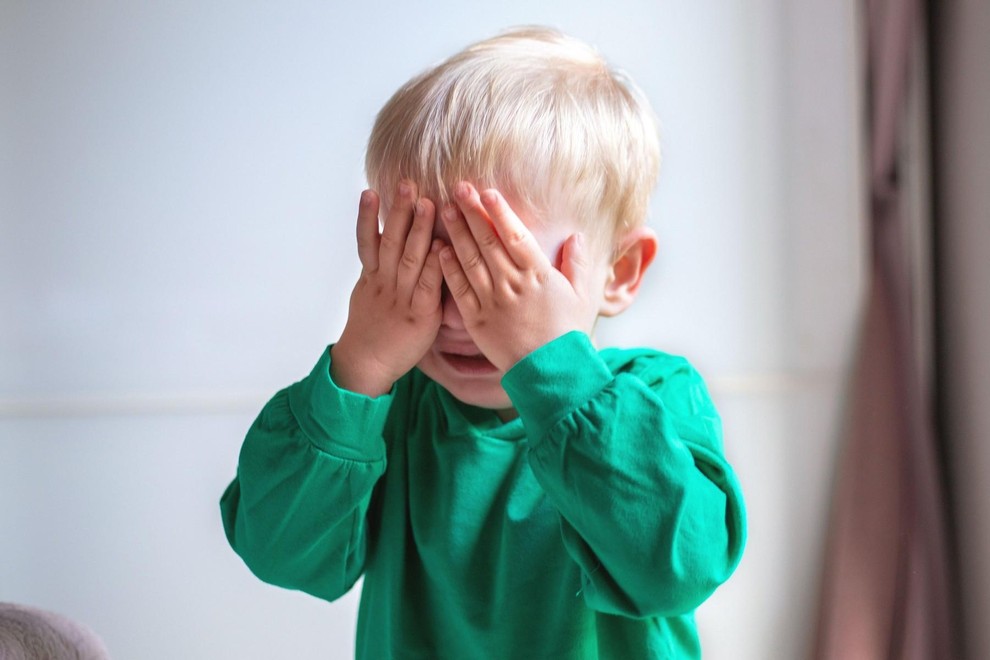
365,26,661,249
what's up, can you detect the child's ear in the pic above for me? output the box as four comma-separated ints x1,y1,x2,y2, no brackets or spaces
598,227,658,318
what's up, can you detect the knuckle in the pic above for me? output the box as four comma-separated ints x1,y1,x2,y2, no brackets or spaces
415,275,437,295
479,232,502,251
506,230,529,247
355,276,385,298
462,252,485,271
358,273,383,292
504,278,525,297
399,251,420,270
379,233,399,250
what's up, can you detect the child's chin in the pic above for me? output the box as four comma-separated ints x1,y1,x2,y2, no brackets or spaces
418,358,512,411
440,380,512,411
418,353,512,410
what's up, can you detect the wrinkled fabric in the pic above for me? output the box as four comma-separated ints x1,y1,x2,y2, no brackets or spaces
221,331,746,659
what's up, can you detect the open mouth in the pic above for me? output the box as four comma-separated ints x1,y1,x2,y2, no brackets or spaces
440,351,498,375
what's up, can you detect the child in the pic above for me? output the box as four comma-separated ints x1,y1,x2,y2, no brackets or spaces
221,26,746,659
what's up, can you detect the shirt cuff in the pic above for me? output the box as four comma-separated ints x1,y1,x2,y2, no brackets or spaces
501,331,613,443
287,345,392,461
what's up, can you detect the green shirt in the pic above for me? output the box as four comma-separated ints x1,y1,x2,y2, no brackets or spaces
220,331,746,659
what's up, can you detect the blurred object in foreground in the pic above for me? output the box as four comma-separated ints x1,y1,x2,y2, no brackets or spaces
812,0,957,658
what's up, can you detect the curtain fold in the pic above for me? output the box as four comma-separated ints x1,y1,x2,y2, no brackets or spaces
812,0,956,658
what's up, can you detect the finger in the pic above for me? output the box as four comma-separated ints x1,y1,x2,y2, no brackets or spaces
452,182,515,275
439,245,481,315
397,197,436,300
410,240,444,314
356,189,381,272
378,181,418,283
479,188,548,271
441,203,493,294
558,232,588,293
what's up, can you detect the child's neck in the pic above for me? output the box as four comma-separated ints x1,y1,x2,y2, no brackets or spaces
496,407,519,423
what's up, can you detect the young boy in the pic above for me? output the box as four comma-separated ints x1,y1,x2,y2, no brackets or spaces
221,27,746,659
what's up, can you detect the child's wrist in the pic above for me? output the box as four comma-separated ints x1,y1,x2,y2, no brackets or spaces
500,328,587,372
329,340,395,398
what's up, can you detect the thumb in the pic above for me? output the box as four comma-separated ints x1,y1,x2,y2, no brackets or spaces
558,232,587,291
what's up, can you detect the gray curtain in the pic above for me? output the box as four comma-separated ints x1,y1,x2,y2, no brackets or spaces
812,0,956,658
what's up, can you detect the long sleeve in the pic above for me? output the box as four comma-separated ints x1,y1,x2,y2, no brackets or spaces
219,347,393,601
501,331,747,619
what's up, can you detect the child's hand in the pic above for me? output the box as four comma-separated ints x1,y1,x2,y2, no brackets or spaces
331,182,444,397
438,182,598,372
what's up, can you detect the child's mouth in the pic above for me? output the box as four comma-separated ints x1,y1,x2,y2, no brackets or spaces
440,352,498,375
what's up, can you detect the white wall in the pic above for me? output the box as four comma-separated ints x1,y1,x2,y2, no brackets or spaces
0,2,863,658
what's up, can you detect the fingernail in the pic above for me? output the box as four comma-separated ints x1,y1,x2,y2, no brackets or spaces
415,199,425,216
398,181,412,197
440,246,453,260
454,182,470,200
360,190,371,206
480,190,497,207
441,206,457,222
